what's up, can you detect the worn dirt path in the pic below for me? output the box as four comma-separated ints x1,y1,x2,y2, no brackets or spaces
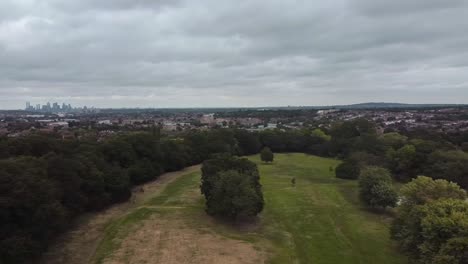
38,165,201,264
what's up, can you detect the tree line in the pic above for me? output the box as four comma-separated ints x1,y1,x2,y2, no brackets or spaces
354,168,468,263
329,119,468,264
0,119,467,263
330,119,468,189
0,128,329,263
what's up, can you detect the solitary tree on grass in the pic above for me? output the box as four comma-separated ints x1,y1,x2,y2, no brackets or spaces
201,156,264,220
206,170,264,219
260,147,274,163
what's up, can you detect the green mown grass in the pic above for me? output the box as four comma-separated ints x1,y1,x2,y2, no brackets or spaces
253,153,406,264
93,153,407,264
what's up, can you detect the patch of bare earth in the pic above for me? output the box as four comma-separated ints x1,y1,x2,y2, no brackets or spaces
38,165,200,264
104,217,266,264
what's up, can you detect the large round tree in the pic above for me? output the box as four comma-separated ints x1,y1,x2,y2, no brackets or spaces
206,170,264,219
260,147,274,163
201,156,264,220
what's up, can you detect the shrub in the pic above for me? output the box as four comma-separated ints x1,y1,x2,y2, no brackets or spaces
358,166,398,209
335,160,360,179
260,147,274,163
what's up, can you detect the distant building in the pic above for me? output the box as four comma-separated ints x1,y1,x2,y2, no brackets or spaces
97,120,112,125
200,114,215,124
48,122,69,128
24,101,79,113
317,109,339,115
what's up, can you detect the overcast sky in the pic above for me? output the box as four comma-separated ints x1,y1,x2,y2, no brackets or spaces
1,0,468,109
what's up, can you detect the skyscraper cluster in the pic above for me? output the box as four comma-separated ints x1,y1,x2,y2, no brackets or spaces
25,101,74,112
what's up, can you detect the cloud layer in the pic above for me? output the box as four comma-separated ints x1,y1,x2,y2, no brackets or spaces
1,0,467,108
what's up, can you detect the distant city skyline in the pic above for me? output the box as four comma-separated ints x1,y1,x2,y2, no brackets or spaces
24,101,91,112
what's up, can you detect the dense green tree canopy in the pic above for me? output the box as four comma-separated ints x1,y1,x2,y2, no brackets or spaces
311,128,331,142
399,176,467,210
329,118,381,157
201,156,263,220
386,144,418,179
418,199,468,264
233,129,261,155
128,158,161,184
260,147,274,163
358,167,398,209
380,132,408,150
392,198,468,264
433,236,468,264
206,170,264,219
335,159,360,180
391,177,467,263
424,150,468,189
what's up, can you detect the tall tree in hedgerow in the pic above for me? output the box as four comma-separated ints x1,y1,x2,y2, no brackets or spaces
335,159,360,179
358,166,398,209
260,147,274,163
390,176,467,263
201,156,264,220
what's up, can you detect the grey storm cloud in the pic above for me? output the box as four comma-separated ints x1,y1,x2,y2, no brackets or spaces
0,0,467,108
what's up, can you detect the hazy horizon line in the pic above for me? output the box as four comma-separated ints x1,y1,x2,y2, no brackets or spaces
2,102,468,111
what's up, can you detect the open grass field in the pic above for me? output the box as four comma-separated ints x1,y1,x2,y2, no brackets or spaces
92,153,407,264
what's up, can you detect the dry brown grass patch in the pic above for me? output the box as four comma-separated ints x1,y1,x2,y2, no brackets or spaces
104,216,266,264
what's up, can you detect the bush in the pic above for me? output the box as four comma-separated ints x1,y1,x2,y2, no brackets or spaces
358,166,398,209
335,160,360,179
260,147,274,163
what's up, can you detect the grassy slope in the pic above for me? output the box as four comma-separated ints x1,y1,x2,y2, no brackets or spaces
93,153,407,264
255,153,406,264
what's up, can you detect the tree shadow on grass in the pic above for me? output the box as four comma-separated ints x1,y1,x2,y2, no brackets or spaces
207,214,262,233
337,184,397,219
